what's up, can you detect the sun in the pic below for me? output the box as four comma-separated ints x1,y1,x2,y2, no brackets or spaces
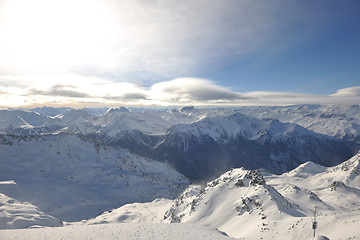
0,0,116,74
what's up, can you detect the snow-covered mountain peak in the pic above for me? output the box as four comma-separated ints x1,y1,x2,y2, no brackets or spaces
31,106,71,117
164,167,302,227
285,161,327,178
222,168,266,188
167,112,325,144
325,180,360,201
239,104,360,141
323,152,360,187
106,106,130,114
57,109,92,125
180,106,195,112
0,110,50,132
331,152,360,173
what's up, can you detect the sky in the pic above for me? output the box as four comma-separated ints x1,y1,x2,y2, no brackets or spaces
0,0,359,108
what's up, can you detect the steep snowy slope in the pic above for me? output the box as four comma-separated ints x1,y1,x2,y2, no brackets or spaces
84,153,360,240
324,153,360,187
268,153,360,213
153,112,357,180
0,110,51,133
239,104,360,142
270,153,360,191
0,133,189,222
162,168,309,239
57,109,93,126
0,191,62,229
31,106,71,116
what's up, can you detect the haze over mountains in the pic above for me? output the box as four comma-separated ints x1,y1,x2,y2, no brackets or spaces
0,104,360,239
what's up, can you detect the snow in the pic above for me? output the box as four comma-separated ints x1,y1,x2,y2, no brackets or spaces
168,112,322,144
0,223,236,240
2,105,360,142
82,198,173,225
0,134,189,222
0,192,62,229
313,236,330,240
238,104,360,141
0,105,360,239
285,161,327,178
76,154,360,240
0,180,16,185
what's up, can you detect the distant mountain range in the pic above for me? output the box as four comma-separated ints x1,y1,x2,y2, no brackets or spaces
0,105,359,181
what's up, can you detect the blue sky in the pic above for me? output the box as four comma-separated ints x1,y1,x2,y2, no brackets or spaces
0,0,359,107
203,1,360,95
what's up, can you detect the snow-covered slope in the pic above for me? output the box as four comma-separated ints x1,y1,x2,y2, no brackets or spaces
163,168,307,239
0,223,237,240
82,198,173,225
153,112,357,180
3,105,360,141
0,191,62,229
82,153,360,240
239,104,360,142
0,110,51,133
0,133,189,222
31,106,71,117
1,152,359,239
1,106,358,182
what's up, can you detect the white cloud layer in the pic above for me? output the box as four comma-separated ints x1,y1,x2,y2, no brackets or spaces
0,76,359,108
331,86,360,97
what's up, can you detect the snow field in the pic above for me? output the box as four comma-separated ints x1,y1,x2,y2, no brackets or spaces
0,223,237,240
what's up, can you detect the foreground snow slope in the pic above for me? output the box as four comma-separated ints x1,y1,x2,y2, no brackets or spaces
1,154,359,239
0,223,236,240
85,153,360,240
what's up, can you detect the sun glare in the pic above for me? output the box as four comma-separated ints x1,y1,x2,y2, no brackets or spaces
0,0,116,74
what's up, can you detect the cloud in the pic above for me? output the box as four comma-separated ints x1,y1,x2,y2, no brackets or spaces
105,92,149,101
240,87,360,106
27,85,91,98
0,88,8,95
151,78,245,102
1,74,360,108
331,86,360,97
241,91,329,105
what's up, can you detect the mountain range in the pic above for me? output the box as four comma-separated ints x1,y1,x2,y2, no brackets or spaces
1,105,359,180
